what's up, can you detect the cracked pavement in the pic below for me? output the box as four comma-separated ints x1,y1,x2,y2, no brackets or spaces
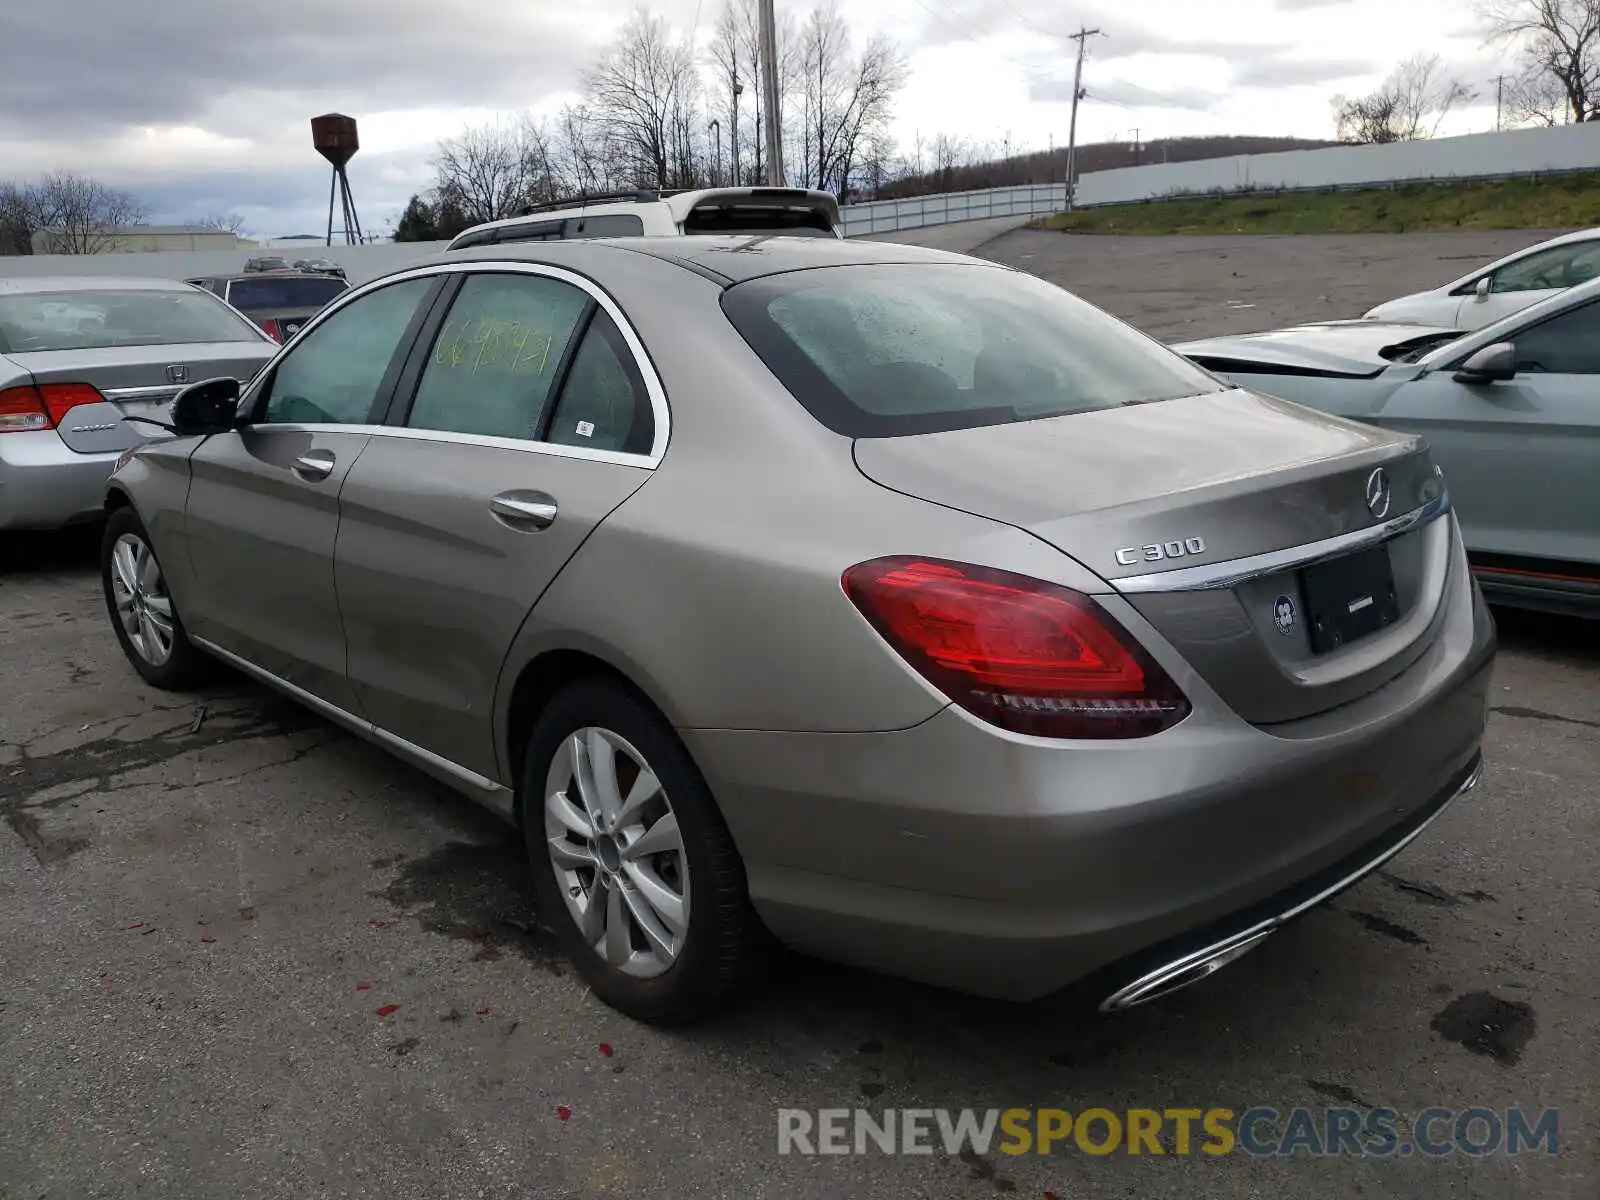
2,233,1598,1199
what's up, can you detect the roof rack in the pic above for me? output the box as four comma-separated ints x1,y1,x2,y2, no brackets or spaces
515,189,674,217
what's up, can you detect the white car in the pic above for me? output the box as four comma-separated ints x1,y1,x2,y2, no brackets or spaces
446,186,843,251
1363,227,1600,330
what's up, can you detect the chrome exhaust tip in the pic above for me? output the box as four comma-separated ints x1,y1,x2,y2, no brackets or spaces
1099,924,1275,1013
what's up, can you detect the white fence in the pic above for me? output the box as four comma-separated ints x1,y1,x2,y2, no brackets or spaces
1,124,1597,284
836,183,1067,236
1075,122,1600,207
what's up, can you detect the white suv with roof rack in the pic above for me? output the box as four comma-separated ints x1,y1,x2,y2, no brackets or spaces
444,187,843,250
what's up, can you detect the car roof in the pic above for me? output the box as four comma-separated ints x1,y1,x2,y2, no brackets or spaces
448,187,843,249
428,234,990,285
0,275,198,295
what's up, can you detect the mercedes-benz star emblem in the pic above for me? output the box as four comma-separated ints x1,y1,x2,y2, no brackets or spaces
1365,467,1392,519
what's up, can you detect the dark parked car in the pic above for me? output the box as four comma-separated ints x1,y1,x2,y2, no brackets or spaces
185,271,350,343
243,255,293,273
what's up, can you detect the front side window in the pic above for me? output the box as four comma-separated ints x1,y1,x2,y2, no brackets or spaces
1488,241,1600,294
405,273,591,440
0,288,262,353
1507,299,1600,374
722,263,1225,437
257,277,434,425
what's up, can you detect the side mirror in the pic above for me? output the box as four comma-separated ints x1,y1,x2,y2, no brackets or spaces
171,377,241,435
1474,277,1492,300
1453,342,1517,385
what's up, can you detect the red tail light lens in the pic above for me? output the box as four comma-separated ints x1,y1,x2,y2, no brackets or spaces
257,318,284,342
0,382,105,432
842,556,1191,739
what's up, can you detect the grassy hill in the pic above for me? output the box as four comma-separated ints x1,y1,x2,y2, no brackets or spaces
1033,173,1600,235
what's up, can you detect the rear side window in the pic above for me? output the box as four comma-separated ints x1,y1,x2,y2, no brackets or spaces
0,288,262,352
545,310,654,454
722,264,1225,437
405,273,591,440
226,276,349,309
564,214,645,238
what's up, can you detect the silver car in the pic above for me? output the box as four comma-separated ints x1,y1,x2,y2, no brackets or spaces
1176,277,1600,617
0,277,276,530
100,237,1495,1024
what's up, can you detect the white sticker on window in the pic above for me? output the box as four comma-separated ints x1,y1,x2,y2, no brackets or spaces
575,420,595,438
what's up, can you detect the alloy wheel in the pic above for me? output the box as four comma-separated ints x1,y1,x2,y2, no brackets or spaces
543,726,690,979
110,533,175,667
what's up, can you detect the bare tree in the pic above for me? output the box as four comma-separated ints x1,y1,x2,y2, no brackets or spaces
23,172,145,254
0,182,32,255
583,12,701,189
793,2,908,197
929,133,972,185
433,116,557,225
195,213,247,236
1481,0,1600,122
1504,63,1573,123
1333,53,1477,142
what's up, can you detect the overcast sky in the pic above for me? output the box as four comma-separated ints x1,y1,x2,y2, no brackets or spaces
0,0,1506,239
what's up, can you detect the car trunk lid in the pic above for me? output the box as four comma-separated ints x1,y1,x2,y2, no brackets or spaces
851,389,1453,725
10,343,274,453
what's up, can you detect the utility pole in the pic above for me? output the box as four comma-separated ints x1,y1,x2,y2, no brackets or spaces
1494,74,1505,131
710,119,723,186
1131,127,1141,166
758,0,785,185
731,75,743,185
1063,26,1103,210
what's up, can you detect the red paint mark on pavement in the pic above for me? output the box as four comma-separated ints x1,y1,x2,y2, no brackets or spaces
376,1004,401,1018
556,1106,572,1122
476,1007,491,1016
599,1043,614,1057
125,923,145,930
1045,1192,1062,1200
370,919,389,928
355,983,372,991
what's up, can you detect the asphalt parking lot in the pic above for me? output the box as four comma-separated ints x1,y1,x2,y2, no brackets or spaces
2,228,1597,1200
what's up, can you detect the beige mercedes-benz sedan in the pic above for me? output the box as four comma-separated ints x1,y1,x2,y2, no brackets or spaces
101,235,1494,1025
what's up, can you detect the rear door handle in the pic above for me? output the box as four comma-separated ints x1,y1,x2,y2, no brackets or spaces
292,449,336,481
490,490,558,531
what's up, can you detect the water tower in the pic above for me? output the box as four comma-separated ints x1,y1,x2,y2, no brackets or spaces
311,113,364,246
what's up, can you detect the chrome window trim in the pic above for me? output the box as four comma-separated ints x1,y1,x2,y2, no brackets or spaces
1111,491,1452,595
242,259,671,467
247,422,657,469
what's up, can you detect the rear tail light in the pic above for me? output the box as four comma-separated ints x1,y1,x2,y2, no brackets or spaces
842,556,1191,739
0,382,105,433
257,317,284,342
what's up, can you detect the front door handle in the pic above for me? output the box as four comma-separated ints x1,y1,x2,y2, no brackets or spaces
292,449,336,481
490,490,558,531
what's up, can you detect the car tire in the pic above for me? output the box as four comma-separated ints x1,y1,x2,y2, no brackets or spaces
101,507,213,690
523,678,767,1024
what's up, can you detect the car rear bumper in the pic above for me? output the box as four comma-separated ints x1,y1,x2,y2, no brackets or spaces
683,538,1496,1003
0,431,119,530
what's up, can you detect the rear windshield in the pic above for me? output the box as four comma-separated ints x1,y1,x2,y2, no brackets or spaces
0,288,264,353
226,276,348,310
721,264,1226,436
684,205,836,236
